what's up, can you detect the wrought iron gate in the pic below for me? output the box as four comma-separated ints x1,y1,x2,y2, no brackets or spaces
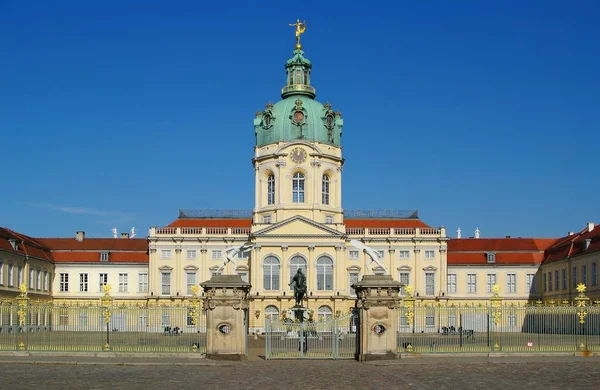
265,311,358,359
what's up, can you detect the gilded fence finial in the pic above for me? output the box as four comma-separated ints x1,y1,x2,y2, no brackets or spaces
574,283,589,324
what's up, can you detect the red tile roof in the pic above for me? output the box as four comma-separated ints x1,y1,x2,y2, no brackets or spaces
543,223,600,264
168,219,252,228
448,252,545,265
52,251,148,263
448,238,558,252
0,228,53,262
167,218,430,228
344,219,430,228
35,238,148,251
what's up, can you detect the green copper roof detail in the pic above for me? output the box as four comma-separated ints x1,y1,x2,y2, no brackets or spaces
253,47,343,148
281,49,315,99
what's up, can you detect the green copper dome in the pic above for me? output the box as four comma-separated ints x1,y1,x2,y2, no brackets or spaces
254,49,343,147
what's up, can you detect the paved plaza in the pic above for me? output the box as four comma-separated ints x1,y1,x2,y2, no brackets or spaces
0,355,598,389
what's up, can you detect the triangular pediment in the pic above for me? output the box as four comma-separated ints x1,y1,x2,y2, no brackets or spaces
253,215,344,238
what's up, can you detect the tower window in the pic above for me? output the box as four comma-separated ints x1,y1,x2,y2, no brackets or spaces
267,174,275,205
292,172,305,203
322,174,330,205
295,69,302,84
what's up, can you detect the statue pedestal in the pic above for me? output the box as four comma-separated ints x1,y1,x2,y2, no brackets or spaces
291,305,309,323
352,275,403,361
200,275,251,361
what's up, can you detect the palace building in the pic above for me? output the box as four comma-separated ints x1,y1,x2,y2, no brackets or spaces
2,27,598,335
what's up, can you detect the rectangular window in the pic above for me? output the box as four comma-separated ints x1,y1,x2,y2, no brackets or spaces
139,312,147,328
60,273,69,292
161,272,171,295
99,273,108,292
425,309,435,327
160,250,172,259
292,174,305,203
447,274,457,293
17,265,22,285
118,273,128,292
486,274,497,293
267,175,275,205
8,265,14,287
349,272,359,296
238,251,249,259
548,271,552,292
572,266,577,288
79,273,88,292
593,263,598,286
507,273,516,293
0,262,3,285
186,250,197,260
186,272,197,295
36,270,41,290
399,272,409,295
212,250,222,260
543,273,547,292
398,250,410,259
349,250,359,259
526,274,536,293
29,269,34,289
448,314,457,327
508,313,517,327
424,250,435,259
555,270,559,291
161,311,171,327
467,274,477,293
486,252,496,263
425,273,435,296
262,215,272,224
562,269,567,290
582,264,587,286
79,311,88,327
138,273,148,292
100,252,109,261
44,272,49,291
376,250,385,258
325,215,333,224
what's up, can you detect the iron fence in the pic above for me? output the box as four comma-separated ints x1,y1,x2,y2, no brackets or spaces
0,301,206,353
265,311,358,359
397,304,600,354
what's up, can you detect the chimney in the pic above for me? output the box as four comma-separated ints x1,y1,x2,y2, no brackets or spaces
588,222,595,232
505,236,511,238
121,232,129,239
75,231,85,242
568,231,575,236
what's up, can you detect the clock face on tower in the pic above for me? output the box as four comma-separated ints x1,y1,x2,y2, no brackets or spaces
290,147,307,164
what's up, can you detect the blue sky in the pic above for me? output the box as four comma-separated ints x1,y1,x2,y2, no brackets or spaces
1,0,598,239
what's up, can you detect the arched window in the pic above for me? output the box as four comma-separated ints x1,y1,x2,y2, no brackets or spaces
265,305,279,320
318,305,333,321
263,256,280,290
316,256,333,291
289,256,307,287
267,174,275,205
292,172,305,203
322,174,330,205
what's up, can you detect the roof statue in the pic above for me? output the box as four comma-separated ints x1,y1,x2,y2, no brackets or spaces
289,19,306,50
350,239,388,275
216,242,255,274
130,227,136,238
457,227,462,239
112,227,118,239
475,227,480,239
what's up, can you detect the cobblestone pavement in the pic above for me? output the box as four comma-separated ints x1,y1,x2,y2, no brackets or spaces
0,357,598,390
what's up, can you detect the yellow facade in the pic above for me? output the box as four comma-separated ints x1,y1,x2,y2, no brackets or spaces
0,249,53,302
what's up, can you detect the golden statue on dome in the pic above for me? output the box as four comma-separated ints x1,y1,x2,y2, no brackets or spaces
289,19,306,50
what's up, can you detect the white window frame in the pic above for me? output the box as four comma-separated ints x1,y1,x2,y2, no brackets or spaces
267,174,276,205
212,250,222,260
399,272,409,296
325,215,333,224
467,273,477,293
424,250,435,259
526,274,536,293
447,274,457,293
398,250,410,259
322,174,330,205
160,250,172,259
100,252,109,262
161,272,171,296
186,250,197,260
186,272,197,295
348,271,359,296
79,273,88,292
507,273,516,293
138,273,148,293
348,250,359,260
292,172,305,203
118,273,128,293
486,273,497,293
60,273,69,292
316,256,334,291
425,272,435,296
99,273,108,292
262,215,272,224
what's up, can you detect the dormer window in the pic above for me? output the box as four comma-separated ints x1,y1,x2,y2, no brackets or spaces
100,252,109,262
486,252,496,263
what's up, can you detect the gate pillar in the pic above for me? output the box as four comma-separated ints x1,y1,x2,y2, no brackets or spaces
201,275,251,361
352,275,402,361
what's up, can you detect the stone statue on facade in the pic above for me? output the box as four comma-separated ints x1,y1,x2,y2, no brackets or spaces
289,268,307,306
350,239,388,275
